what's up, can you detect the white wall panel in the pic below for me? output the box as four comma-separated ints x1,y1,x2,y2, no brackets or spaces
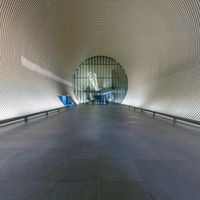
0,0,200,121
0,0,71,120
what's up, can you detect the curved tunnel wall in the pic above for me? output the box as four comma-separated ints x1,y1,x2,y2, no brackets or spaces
0,0,71,120
0,0,200,121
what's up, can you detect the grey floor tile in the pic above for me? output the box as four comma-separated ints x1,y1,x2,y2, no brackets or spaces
58,159,102,181
0,148,21,158
43,148,74,160
128,146,188,160
0,159,34,176
163,160,200,181
11,148,46,160
101,160,142,182
71,148,100,159
53,182,100,200
0,167,17,181
0,181,56,200
145,182,200,200
99,148,130,160
101,182,152,200
14,160,68,181
14,167,63,181
128,147,160,160
134,160,183,182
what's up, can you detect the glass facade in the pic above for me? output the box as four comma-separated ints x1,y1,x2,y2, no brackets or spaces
72,56,128,104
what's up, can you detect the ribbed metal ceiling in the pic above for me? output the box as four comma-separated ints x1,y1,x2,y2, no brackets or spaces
0,0,200,121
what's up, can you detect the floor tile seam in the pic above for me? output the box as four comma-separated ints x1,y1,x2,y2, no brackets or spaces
100,178,200,184
0,180,103,184
37,158,135,161
46,180,200,184
0,180,112,185
12,177,146,183
30,158,135,161
40,148,131,150
99,181,102,200
99,180,200,184
131,159,200,161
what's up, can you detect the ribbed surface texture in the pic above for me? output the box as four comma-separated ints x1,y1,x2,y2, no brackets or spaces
0,0,200,121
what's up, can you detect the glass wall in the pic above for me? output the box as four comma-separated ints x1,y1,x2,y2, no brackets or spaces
72,56,128,104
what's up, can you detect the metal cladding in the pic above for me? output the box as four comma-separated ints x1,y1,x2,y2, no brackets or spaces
0,0,200,121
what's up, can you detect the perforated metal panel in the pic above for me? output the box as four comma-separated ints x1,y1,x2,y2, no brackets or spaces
0,0,200,122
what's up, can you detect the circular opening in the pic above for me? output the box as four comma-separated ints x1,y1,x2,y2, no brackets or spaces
72,56,128,104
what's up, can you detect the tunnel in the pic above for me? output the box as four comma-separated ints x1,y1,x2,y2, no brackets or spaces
0,0,200,199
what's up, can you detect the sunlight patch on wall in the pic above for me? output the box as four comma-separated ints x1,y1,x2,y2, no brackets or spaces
21,56,72,86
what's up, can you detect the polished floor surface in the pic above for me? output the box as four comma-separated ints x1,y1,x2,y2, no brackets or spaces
0,105,200,200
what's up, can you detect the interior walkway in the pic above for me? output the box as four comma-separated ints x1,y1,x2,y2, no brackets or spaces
0,105,200,200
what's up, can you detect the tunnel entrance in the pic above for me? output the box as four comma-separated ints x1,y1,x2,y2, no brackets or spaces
72,56,128,104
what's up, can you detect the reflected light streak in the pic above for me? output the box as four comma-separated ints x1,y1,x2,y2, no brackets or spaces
21,56,72,86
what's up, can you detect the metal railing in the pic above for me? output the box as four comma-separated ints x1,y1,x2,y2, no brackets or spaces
121,104,200,126
1,104,199,127
0,107,67,127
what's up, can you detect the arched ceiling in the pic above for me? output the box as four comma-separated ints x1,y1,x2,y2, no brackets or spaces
1,0,200,120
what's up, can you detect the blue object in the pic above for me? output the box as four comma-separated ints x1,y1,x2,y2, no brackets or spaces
58,95,75,109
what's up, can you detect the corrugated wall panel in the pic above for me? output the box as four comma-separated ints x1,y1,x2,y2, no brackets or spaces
0,0,199,121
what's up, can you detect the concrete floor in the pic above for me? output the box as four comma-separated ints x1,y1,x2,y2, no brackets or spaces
0,105,200,200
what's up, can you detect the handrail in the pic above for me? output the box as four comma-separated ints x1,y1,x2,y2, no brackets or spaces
0,107,67,126
121,104,200,126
